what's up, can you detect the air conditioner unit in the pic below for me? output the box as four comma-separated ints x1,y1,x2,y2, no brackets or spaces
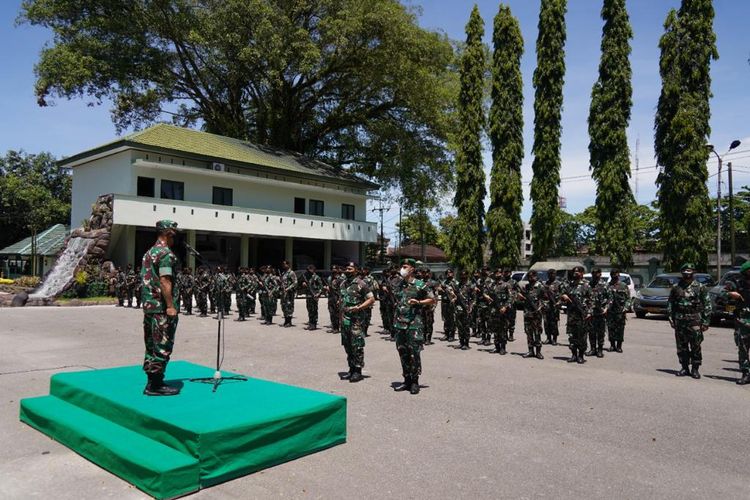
211,162,226,172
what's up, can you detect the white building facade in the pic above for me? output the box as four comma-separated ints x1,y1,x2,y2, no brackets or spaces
64,124,379,270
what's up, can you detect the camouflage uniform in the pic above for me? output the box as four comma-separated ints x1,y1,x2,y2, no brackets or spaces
606,280,630,351
474,275,493,345
224,271,235,315
208,270,218,314
195,268,210,317
520,280,545,358
386,273,403,338
179,269,194,315
361,271,378,337
667,278,711,372
542,277,561,344
258,269,272,323
486,276,513,354
280,268,298,326
235,269,251,321
301,271,324,329
246,270,259,314
393,276,435,383
125,265,137,307
502,274,519,342
327,272,342,332
452,279,475,349
420,270,438,344
140,239,180,377
340,275,374,372
561,278,593,361
439,275,456,341
587,278,609,355
722,277,750,383
134,267,143,308
115,268,127,306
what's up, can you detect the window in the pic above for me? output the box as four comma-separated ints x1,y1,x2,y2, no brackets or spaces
137,176,155,197
160,180,184,200
309,199,324,216
294,197,306,214
342,203,355,220
212,187,233,206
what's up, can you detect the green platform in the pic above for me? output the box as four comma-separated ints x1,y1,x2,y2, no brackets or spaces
20,361,347,499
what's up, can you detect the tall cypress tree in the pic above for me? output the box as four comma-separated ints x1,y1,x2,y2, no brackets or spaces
450,5,486,271
655,0,717,271
588,0,634,268
487,4,524,269
530,0,567,262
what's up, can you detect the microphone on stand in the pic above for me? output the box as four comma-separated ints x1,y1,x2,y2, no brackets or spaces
184,241,202,258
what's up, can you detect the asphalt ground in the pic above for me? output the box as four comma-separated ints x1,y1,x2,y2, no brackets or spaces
0,300,748,499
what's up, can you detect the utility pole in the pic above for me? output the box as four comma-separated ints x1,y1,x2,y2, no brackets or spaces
634,136,640,202
717,156,722,280
398,204,402,265
728,161,735,266
371,200,389,264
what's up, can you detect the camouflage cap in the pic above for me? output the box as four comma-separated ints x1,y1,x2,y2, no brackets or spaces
680,262,696,271
741,261,750,273
402,258,417,267
156,219,179,232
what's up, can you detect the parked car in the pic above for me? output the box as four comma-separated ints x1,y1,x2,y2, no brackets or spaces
633,273,714,318
583,272,636,299
708,269,741,324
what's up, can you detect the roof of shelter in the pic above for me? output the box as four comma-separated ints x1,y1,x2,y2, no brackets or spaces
0,224,69,256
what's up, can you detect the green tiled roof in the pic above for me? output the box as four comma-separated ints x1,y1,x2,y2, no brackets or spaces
0,224,69,256
60,124,378,189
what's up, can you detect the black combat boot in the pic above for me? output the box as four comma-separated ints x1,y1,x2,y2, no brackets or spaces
508,332,515,342
394,376,412,391
522,347,535,358
690,365,701,379
737,371,750,385
499,343,507,355
585,342,597,357
535,346,544,360
308,323,318,331
143,374,180,396
567,348,578,363
551,335,558,346
410,377,420,395
677,363,690,377
596,346,604,358
615,341,623,353
349,367,363,383
610,340,616,352
577,350,586,364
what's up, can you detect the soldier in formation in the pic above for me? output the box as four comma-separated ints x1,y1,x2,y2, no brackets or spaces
279,260,298,327
667,263,711,379
501,269,519,342
338,262,375,382
517,270,545,359
419,266,438,345
542,269,561,345
247,268,259,315
326,267,342,333
606,269,630,353
721,261,750,385
560,266,592,364
178,267,194,315
438,269,456,342
115,266,127,306
125,263,137,307
360,267,377,337
301,265,324,331
587,268,608,358
195,266,210,317
392,258,435,394
485,268,513,355
235,267,251,321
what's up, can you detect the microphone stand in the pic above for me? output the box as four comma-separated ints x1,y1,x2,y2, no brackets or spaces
184,242,247,392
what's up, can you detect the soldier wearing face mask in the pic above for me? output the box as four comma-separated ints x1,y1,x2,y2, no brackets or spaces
667,263,711,379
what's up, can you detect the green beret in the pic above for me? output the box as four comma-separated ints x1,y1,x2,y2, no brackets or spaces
680,262,695,271
156,219,179,231
402,258,417,267
741,261,750,273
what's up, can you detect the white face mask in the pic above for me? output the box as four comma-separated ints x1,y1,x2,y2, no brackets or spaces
400,268,410,278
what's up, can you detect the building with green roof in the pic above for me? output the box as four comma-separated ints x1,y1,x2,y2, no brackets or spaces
0,224,69,278
64,124,379,269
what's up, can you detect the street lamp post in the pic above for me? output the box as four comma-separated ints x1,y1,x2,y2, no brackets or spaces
707,140,741,279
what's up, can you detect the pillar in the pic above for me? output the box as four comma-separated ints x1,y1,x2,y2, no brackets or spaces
125,225,136,267
187,230,196,269
240,234,249,267
358,242,366,267
285,237,294,267
324,240,332,270
249,237,258,268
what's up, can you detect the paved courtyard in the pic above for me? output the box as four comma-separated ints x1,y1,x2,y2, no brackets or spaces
0,301,747,499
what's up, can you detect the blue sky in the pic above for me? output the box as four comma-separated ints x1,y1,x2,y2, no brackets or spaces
1,1,749,244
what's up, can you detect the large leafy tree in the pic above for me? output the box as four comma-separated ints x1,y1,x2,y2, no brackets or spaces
0,151,71,250
397,212,440,247
19,0,456,200
449,5,486,271
487,3,524,268
529,0,567,262
654,0,717,271
588,0,634,268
